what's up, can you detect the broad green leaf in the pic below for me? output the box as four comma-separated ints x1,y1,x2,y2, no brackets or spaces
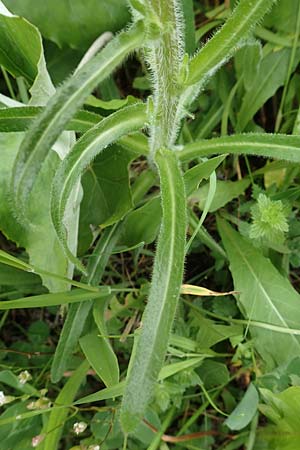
78,144,135,254
51,103,147,271
257,386,300,449
51,224,122,383
192,313,243,349
264,0,298,32
184,154,227,195
3,0,130,50
0,263,40,286
194,178,250,212
187,0,276,86
197,360,230,389
0,0,54,103
0,288,109,310
179,133,300,163
224,383,259,430
237,48,300,131
218,219,300,370
0,403,41,450
118,197,161,247
0,2,42,82
80,329,119,387
41,360,89,450
120,148,187,433
11,22,145,217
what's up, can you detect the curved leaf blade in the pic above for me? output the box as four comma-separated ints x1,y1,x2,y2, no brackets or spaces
218,218,300,370
179,134,300,163
187,0,276,86
51,103,147,271
11,21,145,217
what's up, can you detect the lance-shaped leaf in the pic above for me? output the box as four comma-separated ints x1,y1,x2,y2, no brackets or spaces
0,287,110,310
179,134,300,164
51,103,147,271
51,223,122,383
120,148,187,433
0,106,101,133
0,105,149,154
187,0,276,86
11,21,145,217
218,218,300,370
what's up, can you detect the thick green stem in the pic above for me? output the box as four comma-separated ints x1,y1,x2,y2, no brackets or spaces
144,0,185,155
120,148,186,433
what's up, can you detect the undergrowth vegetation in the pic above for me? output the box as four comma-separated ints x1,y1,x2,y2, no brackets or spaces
0,0,300,449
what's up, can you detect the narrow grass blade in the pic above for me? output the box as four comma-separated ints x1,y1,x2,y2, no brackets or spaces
0,106,102,132
51,103,147,272
187,0,276,86
42,360,89,450
0,288,110,310
11,21,145,216
51,223,122,383
179,134,300,164
120,148,187,433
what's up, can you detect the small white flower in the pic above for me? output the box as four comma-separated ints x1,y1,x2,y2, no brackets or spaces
0,391,6,406
31,434,45,447
18,370,32,385
73,421,87,435
88,446,100,450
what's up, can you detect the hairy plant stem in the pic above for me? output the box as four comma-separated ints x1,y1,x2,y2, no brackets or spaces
144,0,185,157
120,148,186,432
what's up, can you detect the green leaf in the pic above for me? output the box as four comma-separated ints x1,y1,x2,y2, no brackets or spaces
51,103,147,271
264,0,299,33
0,2,42,82
3,0,130,50
80,328,119,387
218,219,300,370
11,22,145,217
192,313,243,348
180,133,300,163
187,0,276,86
51,224,122,383
224,383,259,430
194,178,250,212
0,106,101,133
78,144,135,254
120,148,187,433
0,263,40,286
237,48,300,131
41,360,89,450
75,381,126,405
197,360,230,389
184,155,227,196
119,197,161,247
257,386,300,449
0,370,39,395
0,288,109,310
